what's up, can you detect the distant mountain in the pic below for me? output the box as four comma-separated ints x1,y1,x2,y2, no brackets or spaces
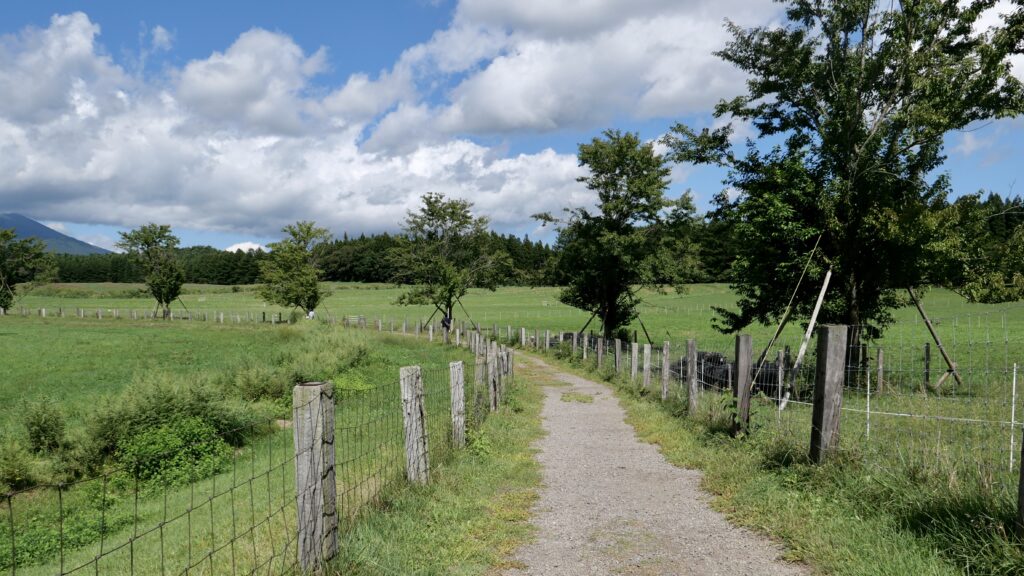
0,213,110,255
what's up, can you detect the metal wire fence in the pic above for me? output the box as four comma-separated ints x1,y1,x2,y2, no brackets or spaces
0,312,513,575
522,311,1024,505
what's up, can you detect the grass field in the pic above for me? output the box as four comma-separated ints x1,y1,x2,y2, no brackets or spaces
5,281,1024,573
0,317,493,574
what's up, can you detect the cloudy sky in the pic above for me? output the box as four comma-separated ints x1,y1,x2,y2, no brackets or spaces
1,1,1021,251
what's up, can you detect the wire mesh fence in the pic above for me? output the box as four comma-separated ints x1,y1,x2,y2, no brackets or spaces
520,310,1024,511
0,311,515,575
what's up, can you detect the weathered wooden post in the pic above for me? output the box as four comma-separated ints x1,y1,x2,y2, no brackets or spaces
400,366,430,484
630,342,639,382
597,338,604,369
428,323,434,342
534,329,540,350
292,381,338,571
661,342,671,401
810,325,849,463
642,343,652,391
615,339,623,374
572,332,578,358
876,348,884,394
521,327,527,347
732,334,753,436
688,336,696,412
488,341,499,411
582,334,588,360
923,342,931,392
474,352,485,421
545,330,550,351
455,329,461,347
450,361,466,448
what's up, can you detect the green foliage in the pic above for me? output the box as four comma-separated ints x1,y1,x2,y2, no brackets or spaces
116,417,231,487
116,224,185,318
0,439,37,491
0,228,56,310
541,129,697,337
84,377,262,470
664,0,1024,336
390,193,512,326
258,221,332,313
22,398,66,454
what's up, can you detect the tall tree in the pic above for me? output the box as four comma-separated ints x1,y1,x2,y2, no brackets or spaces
537,129,694,339
390,192,510,341
664,0,1024,338
117,224,185,319
0,229,55,310
258,221,332,315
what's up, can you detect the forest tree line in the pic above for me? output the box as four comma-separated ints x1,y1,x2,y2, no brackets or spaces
46,192,1024,289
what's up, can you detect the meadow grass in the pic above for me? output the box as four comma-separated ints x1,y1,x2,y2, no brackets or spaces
0,320,485,574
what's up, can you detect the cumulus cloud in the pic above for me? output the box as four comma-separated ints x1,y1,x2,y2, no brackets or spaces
225,241,267,252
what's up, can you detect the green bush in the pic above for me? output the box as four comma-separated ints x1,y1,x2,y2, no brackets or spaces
0,440,37,491
22,397,66,454
117,417,232,487
84,376,269,470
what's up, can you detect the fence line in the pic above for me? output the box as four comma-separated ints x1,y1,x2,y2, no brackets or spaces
0,313,516,574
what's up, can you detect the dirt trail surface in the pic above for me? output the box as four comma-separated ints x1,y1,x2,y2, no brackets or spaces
505,356,808,576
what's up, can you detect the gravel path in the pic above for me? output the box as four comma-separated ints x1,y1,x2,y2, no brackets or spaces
505,356,808,576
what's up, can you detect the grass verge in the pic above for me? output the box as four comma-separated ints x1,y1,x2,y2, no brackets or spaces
329,359,545,575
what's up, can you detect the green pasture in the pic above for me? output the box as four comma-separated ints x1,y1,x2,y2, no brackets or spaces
0,321,478,574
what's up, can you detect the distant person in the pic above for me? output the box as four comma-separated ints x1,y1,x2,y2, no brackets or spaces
307,309,315,320
441,315,452,330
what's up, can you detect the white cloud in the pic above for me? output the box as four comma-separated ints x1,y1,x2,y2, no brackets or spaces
41,221,67,232
151,25,172,51
177,28,327,134
225,241,266,252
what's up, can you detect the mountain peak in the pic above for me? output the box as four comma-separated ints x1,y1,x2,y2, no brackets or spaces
0,214,111,255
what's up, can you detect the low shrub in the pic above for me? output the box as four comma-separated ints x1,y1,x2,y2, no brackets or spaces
117,417,232,487
0,440,37,491
22,397,67,454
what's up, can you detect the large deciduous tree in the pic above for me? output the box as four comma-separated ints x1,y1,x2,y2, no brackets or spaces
389,192,511,341
258,221,332,315
664,0,1024,338
117,224,185,319
538,129,697,339
0,229,55,310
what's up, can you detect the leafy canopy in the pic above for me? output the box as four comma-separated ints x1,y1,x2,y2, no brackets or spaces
0,228,55,310
258,221,332,313
539,129,697,339
664,0,1024,336
390,192,511,326
116,224,184,317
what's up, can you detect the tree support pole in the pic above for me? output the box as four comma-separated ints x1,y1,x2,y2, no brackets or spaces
907,287,963,389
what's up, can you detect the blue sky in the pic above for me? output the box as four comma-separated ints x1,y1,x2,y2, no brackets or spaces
0,1,1021,251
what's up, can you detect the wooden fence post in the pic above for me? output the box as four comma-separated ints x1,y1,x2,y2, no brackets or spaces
545,330,550,351
615,339,623,374
732,334,753,436
428,323,434,342
400,366,430,484
520,327,527,347
292,382,338,571
689,345,701,408
810,325,849,463
534,329,540,350
597,338,604,369
923,342,931,392
450,361,466,448
661,342,670,401
474,352,485,422
642,343,652,391
488,341,499,411
572,332,578,358
630,342,639,382
876,347,884,394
